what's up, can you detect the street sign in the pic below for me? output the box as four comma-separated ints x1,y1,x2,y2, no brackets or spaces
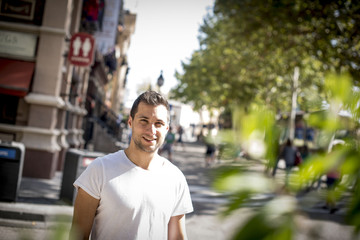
68,33,95,67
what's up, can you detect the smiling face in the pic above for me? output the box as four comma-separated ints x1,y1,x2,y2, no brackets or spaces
128,102,169,153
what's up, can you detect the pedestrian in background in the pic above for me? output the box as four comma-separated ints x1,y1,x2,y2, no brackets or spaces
70,91,193,240
176,125,185,150
159,126,176,162
300,144,310,162
325,168,341,213
204,124,218,167
324,139,344,214
272,138,297,186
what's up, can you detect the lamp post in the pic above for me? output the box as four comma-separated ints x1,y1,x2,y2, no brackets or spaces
157,70,164,92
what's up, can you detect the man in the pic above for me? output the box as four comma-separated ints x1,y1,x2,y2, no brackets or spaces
70,91,193,240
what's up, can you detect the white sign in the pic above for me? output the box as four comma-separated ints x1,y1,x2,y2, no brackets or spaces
0,30,37,58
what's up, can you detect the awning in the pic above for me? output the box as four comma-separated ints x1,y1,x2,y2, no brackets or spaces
0,58,35,97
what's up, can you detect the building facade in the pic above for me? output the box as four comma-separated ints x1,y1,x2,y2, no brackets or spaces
0,0,135,179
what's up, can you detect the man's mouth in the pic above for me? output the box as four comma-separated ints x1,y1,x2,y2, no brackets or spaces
143,136,157,142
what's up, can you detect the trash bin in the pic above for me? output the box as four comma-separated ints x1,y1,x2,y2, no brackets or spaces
0,141,25,202
60,148,104,205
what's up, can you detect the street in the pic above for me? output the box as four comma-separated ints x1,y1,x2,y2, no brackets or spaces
173,142,357,240
0,141,357,240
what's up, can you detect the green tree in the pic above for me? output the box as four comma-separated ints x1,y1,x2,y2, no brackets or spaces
171,0,360,115
213,0,360,82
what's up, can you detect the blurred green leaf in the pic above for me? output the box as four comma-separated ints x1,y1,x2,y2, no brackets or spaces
231,196,297,240
214,172,276,194
325,73,353,105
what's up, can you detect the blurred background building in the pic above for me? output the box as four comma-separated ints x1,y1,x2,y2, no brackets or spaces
0,0,136,179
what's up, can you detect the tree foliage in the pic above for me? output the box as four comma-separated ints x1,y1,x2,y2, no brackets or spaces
171,0,360,114
214,74,360,239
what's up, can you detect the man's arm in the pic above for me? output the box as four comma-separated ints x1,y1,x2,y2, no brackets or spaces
168,214,188,240
70,188,100,240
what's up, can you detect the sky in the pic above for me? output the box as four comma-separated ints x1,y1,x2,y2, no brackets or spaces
123,0,214,107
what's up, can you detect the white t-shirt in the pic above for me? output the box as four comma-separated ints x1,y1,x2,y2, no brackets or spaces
74,150,193,240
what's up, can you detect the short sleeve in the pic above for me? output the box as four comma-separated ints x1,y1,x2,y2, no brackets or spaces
73,158,104,200
172,174,193,216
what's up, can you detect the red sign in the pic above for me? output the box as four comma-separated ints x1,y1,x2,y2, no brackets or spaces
68,33,95,67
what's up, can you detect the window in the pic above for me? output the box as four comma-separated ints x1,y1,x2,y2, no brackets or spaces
0,94,19,124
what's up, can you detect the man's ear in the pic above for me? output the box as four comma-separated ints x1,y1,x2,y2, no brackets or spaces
128,116,132,127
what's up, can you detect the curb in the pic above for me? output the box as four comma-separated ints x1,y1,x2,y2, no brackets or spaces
0,202,73,227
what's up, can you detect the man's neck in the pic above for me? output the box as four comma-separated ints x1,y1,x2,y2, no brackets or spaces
124,144,156,170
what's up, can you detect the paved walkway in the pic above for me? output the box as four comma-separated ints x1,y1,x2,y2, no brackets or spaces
0,141,356,240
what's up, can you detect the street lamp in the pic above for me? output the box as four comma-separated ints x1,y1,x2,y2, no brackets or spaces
157,70,164,90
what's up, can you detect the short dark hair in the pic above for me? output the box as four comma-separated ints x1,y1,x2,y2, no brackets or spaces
130,90,170,121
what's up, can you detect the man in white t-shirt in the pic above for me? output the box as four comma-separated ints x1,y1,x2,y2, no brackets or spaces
70,91,193,240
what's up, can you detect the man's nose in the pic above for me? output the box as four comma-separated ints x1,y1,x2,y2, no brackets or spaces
146,124,156,134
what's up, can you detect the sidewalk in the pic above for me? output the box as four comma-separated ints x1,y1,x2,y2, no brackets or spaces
0,171,73,228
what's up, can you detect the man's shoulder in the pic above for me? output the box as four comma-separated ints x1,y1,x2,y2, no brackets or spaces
161,158,185,176
95,150,125,165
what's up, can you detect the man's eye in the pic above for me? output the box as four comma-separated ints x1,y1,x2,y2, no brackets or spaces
140,119,148,124
155,122,164,127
